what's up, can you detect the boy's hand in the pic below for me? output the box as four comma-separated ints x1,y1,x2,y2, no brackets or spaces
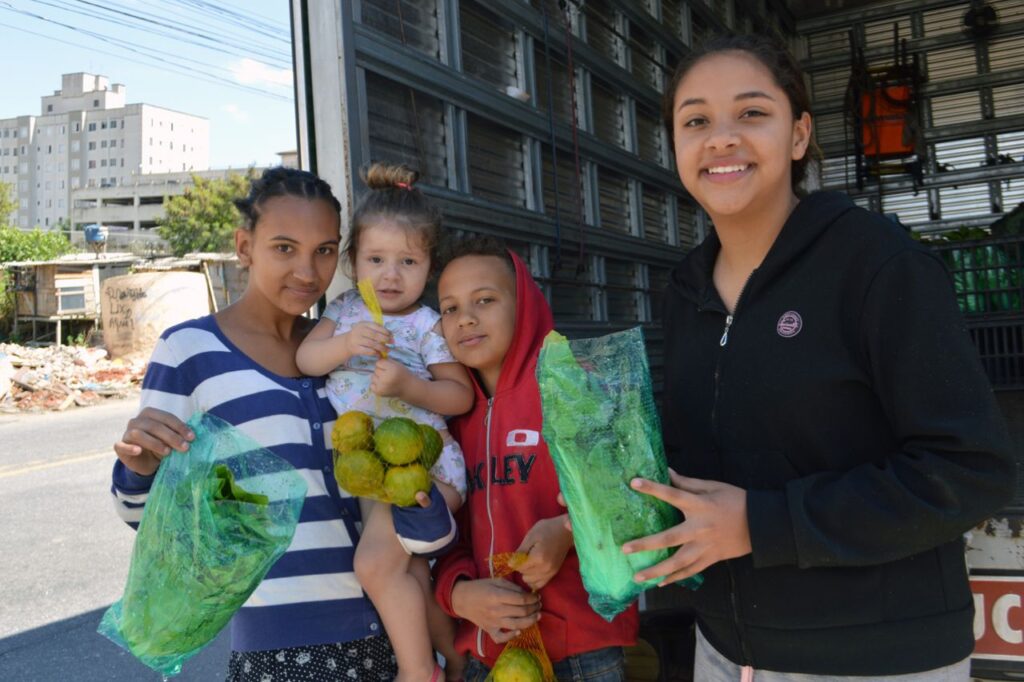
515,515,574,591
451,578,541,644
114,407,194,476
371,358,414,399
344,321,391,358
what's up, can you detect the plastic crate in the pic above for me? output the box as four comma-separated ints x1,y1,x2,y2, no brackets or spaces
931,236,1023,316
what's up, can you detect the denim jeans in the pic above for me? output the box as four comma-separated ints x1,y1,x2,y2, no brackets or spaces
464,646,626,682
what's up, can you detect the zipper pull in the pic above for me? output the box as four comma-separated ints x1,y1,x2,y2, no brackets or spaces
720,315,734,347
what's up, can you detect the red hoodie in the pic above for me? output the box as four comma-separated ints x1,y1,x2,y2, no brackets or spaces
433,252,638,667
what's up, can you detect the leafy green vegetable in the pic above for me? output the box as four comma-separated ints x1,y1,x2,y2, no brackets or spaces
98,412,307,676
538,329,701,622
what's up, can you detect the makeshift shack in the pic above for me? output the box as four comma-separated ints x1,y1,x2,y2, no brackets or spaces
4,253,138,345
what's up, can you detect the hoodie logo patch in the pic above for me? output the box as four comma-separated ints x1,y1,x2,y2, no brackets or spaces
777,311,803,338
506,429,540,447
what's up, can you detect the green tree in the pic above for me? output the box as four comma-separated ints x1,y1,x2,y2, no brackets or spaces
0,181,17,227
157,171,253,256
0,225,73,263
0,224,75,335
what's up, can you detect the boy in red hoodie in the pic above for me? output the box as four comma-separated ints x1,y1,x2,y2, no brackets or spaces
433,237,638,681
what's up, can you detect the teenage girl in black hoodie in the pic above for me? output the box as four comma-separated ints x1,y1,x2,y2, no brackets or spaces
624,34,1015,680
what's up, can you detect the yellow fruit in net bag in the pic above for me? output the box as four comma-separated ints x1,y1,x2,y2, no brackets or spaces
332,411,375,453
419,423,443,469
490,647,546,682
334,449,385,498
383,463,431,507
374,417,424,465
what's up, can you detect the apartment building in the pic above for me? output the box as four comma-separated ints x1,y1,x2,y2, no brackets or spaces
0,72,209,230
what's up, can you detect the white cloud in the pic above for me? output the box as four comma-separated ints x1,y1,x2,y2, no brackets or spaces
230,58,293,88
221,104,250,123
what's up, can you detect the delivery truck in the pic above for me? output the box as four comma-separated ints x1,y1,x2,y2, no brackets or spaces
289,1,1024,678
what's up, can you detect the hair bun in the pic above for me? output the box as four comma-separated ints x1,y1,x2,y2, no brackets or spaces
362,162,419,191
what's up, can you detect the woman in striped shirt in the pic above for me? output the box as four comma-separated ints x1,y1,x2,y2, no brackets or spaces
111,167,457,681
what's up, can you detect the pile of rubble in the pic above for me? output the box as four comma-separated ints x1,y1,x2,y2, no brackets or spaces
0,343,146,412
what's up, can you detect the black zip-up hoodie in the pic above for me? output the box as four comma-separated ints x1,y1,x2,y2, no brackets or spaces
663,191,1015,675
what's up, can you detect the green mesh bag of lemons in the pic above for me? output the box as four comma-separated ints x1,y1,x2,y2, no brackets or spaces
331,410,444,505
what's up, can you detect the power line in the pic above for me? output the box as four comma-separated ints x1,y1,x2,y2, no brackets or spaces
0,11,291,102
67,0,291,68
24,0,286,79
23,0,291,69
172,0,290,43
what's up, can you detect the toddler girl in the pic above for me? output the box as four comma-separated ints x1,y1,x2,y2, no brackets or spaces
297,163,472,682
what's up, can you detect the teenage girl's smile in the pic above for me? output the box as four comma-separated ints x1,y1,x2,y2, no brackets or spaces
701,160,754,183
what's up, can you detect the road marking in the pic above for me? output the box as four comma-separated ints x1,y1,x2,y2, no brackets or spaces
0,450,112,479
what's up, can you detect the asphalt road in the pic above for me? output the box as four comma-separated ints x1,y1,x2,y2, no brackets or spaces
0,398,230,681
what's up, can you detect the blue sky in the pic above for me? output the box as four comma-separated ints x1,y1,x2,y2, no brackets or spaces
1,0,296,169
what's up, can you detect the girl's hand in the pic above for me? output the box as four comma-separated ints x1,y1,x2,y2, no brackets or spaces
370,358,414,399
343,321,391,358
450,578,541,644
515,515,574,591
113,408,194,476
623,468,751,585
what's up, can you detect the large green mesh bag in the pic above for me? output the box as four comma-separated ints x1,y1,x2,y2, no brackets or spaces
98,412,307,677
537,328,701,621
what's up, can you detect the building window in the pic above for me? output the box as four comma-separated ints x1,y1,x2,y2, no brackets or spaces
47,104,53,112
88,160,96,168
93,99,99,107
169,141,174,150
61,125,65,134
74,122,80,132
101,122,107,129
47,145,52,153
88,123,96,131
88,142,96,150
101,140,107,148
120,158,124,167
71,141,79,152
100,159,107,167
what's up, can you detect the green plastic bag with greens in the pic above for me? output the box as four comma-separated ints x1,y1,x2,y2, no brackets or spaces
537,328,701,622
98,412,307,677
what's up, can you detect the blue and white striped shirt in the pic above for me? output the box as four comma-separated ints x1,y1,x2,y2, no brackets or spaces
110,315,452,652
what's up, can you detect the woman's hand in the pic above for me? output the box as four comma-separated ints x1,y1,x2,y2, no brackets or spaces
113,408,194,476
370,357,414,399
450,578,542,644
624,469,751,585
515,515,574,591
343,321,391,359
